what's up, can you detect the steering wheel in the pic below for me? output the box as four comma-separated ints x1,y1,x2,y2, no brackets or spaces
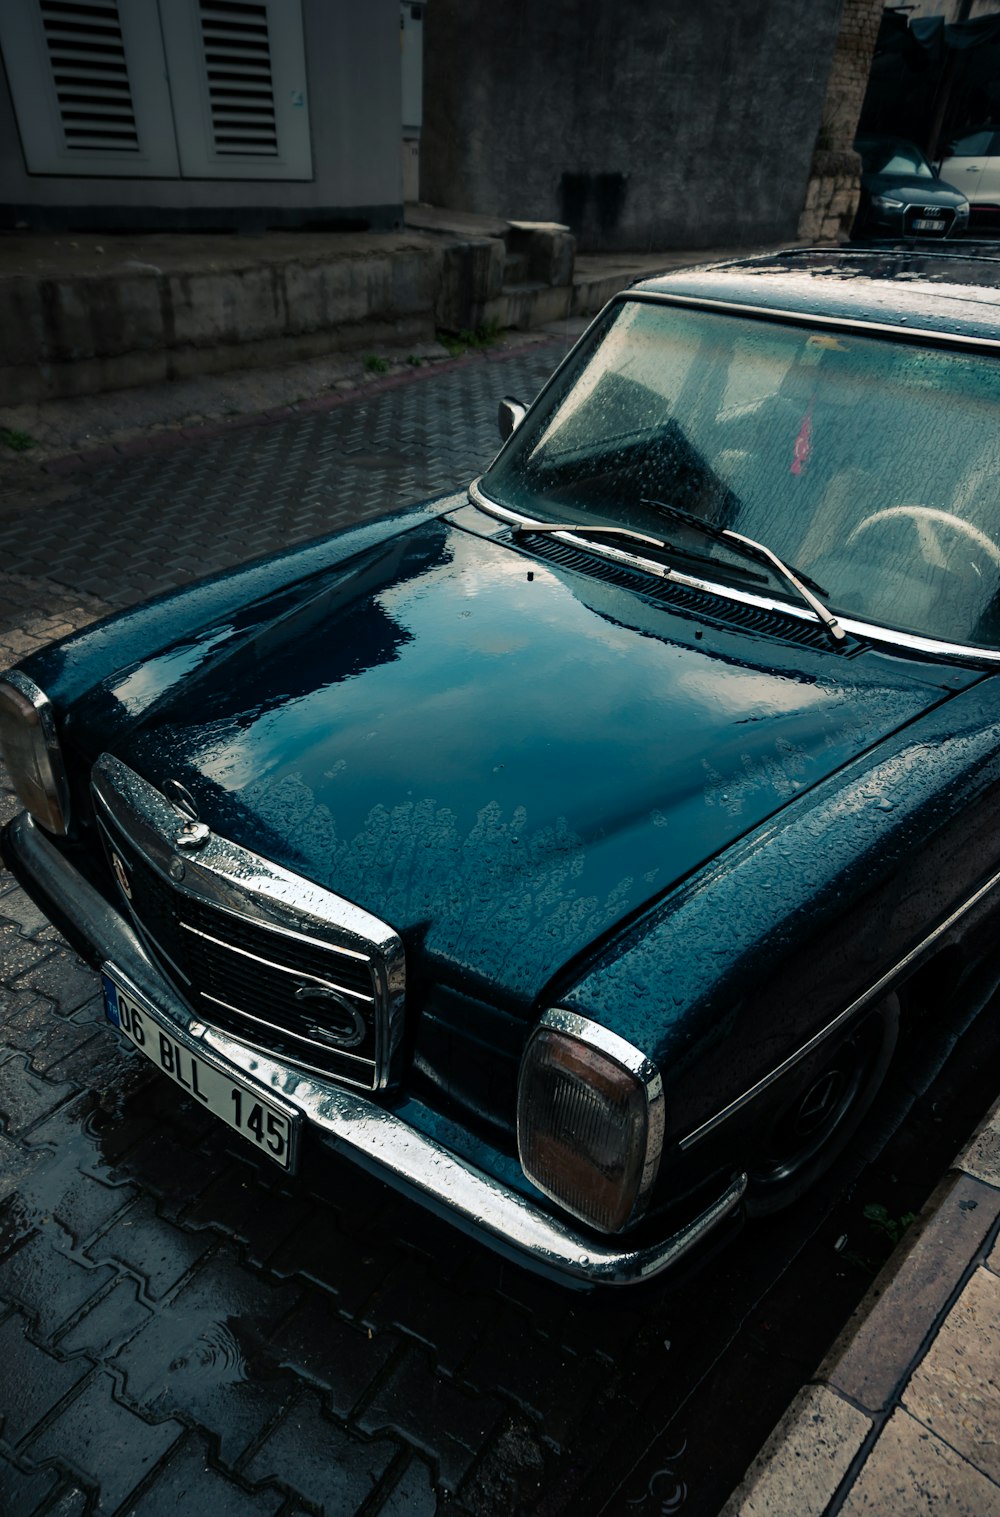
846,505,1000,570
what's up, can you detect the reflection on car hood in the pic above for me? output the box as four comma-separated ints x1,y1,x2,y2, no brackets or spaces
112,515,957,1011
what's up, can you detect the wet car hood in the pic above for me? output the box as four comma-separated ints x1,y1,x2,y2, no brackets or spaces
110,515,958,1011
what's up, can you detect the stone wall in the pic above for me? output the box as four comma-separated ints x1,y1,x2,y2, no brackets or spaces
798,149,866,243
798,0,884,242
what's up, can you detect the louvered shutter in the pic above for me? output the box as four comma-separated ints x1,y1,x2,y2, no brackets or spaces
159,0,313,180
0,0,180,176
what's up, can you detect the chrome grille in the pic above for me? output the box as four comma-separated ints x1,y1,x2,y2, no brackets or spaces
91,754,404,1091
903,204,954,237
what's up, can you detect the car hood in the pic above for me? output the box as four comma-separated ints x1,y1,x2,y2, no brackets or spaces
110,514,957,1012
863,171,968,206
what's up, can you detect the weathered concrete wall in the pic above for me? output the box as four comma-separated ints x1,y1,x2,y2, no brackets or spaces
0,0,402,231
799,0,883,241
421,0,845,251
0,234,442,404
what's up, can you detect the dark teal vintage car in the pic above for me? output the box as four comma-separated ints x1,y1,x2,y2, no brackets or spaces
5,248,1000,1287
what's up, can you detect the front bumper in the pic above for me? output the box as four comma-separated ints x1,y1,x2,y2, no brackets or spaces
866,204,967,239
3,810,746,1288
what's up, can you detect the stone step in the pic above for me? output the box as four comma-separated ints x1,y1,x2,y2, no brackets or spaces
484,255,668,333
570,254,680,318
502,250,532,284
487,281,573,331
405,204,511,240
571,267,632,318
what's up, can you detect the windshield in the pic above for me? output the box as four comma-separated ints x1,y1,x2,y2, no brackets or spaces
859,140,934,178
481,300,1000,650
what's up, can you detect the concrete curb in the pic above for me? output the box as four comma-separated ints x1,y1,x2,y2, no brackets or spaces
722,1099,1000,1515
38,336,568,479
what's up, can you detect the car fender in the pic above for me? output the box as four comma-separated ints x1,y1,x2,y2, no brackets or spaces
558,673,1000,1147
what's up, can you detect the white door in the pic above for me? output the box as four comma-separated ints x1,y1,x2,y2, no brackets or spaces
159,0,313,181
973,130,1000,209
939,128,994,204
0,0,180,176
0,0,313,182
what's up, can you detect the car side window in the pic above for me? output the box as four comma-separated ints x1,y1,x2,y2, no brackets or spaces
949,130,994,156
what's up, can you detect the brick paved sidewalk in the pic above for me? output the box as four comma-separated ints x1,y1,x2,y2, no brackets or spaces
0,343,604,1516
0,343,565,618
723,1103,1000,1516
0,343,620,1516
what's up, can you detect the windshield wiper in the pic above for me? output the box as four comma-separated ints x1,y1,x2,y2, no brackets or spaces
642,497,846,645
478,490,847,645
509,516,669,553
637,538,773,588
641,498,829,595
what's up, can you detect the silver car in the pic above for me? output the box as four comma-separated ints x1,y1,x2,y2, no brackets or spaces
939,126,1000,227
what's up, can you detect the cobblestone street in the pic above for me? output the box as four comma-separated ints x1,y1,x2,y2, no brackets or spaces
3,342,1000,1517
0,345,563,612
0,344,607,1517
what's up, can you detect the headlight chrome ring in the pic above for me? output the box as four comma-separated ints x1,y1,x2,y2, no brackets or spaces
0,669,71,835
517,1008,664,1234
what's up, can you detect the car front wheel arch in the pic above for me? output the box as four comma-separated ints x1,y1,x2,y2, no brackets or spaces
744,992,900,1218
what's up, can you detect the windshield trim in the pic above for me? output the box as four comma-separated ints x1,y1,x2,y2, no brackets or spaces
616,290,1000,357
469,480,1000,666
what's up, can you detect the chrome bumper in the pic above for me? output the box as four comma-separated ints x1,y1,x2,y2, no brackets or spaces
5,811,747,1288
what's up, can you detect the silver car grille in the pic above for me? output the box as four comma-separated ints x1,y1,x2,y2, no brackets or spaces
903,203,955,236
91,754,405,1092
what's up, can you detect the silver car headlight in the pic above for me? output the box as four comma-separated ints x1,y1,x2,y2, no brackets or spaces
0,671,70,835
517,1010,664,1233
871,194,904,211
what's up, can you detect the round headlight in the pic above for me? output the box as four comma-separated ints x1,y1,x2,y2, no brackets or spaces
517,1010,664,1233
0,671,70,835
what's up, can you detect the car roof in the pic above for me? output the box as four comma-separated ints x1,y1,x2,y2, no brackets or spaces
630,248,1000,345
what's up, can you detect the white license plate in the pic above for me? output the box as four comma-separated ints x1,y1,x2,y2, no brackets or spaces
102,972,298,1172
913,218,945,231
